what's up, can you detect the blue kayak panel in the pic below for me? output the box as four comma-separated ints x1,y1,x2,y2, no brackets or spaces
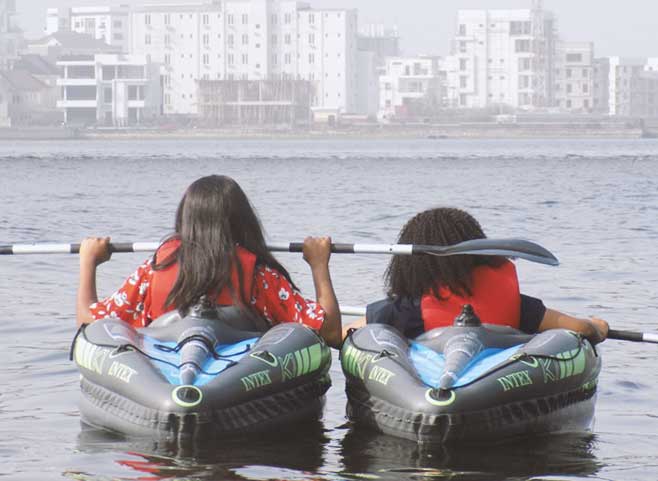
410,342,523,388
141,335,258,386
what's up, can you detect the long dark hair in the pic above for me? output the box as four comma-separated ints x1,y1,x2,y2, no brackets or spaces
154,175,295,315
385,208,504,300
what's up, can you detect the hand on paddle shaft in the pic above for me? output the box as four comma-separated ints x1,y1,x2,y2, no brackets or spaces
302,237,342,349
79,237,113,267
77,237,113,326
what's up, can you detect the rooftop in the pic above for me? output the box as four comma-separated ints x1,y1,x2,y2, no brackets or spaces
0,69,48,92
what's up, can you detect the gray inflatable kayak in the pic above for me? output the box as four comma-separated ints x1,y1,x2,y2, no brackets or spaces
341,305,601,444
71,306,332,439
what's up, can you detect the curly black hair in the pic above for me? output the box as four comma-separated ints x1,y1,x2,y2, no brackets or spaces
385,208,504,300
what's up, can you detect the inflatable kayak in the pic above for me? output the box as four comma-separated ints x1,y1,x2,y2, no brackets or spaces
71,304,332,438
341,305,601,444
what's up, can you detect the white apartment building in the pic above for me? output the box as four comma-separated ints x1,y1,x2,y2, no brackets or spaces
450,4,556,110
378,56,443,121
57,53,161,126
554,42,594,112
129,1,358,117
607,57,658,117
592,58,610,114
0,0,20,70
47,6,131,52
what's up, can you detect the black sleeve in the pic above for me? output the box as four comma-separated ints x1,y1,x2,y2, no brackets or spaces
519,294,547,334
366,297,424,339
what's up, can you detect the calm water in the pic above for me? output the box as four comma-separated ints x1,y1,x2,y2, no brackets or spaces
1,138,658,480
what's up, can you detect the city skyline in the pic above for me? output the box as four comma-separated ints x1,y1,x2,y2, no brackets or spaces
14,0,658,58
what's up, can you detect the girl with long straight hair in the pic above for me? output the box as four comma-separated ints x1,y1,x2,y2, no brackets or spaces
77,175,342,348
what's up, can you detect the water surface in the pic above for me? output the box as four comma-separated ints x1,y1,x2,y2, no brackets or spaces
1,138,658,480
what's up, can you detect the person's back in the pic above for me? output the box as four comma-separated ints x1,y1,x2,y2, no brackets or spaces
344,207,608,345
77,175,342,348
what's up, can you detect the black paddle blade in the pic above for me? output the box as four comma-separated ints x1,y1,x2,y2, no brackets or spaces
416,238,559,266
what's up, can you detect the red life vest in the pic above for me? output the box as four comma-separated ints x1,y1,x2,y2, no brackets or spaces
148,239,257,320
420,260,521,331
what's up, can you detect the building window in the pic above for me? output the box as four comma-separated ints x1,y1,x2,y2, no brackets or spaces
145,14,151,25
460,76,467,88
164,53,171,65
203,33,209,46
145,34,151,45
285,53,291,64
228,54,234,65
567,84,573,93
284,13,292,24
228,14,234,25
459,41,467,53
309,13,315,24
113,33,123,40
272,54,278,66
242,34,248,45
242,53,248,64
202,14,209,25
566,68,572,78
458,24,466,36
113,20,122,28
242,14,248,24
309,53,315,63
285,34,291,45
519,57,531,71
272,34,277,44
164,14,170,25
583,83,589,93
566,53,582,62
271,14,278,25
104,88,112,104
459,58,467,71
228,34,234,46
510,21,531,35
203,54,209,65
515,39,531,52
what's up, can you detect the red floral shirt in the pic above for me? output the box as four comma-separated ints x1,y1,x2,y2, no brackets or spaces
89,258,325,330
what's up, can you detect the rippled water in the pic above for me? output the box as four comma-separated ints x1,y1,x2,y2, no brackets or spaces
1,138,658,480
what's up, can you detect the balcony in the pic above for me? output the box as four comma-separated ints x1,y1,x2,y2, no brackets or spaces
58,99,98,108
57,78,97,86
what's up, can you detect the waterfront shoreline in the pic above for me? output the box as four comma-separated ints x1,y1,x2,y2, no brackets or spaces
0,124,649,141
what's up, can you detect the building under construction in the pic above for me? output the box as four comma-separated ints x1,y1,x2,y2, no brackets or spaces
197,78,314,126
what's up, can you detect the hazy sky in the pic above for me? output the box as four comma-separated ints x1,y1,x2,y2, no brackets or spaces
15,0,658,58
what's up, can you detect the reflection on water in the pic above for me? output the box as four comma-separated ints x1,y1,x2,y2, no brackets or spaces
73,420,329,480
340,427,601,481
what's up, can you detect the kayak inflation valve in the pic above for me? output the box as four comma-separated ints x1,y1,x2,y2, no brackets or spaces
454,304,482,327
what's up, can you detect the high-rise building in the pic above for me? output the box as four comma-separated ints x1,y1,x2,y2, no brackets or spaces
607,57,658,118
0,0,21,70
47,6,131,53
129,1,359,117
592,57,610,114
358,24,399,67
554,42,594,112
449,2,557,110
